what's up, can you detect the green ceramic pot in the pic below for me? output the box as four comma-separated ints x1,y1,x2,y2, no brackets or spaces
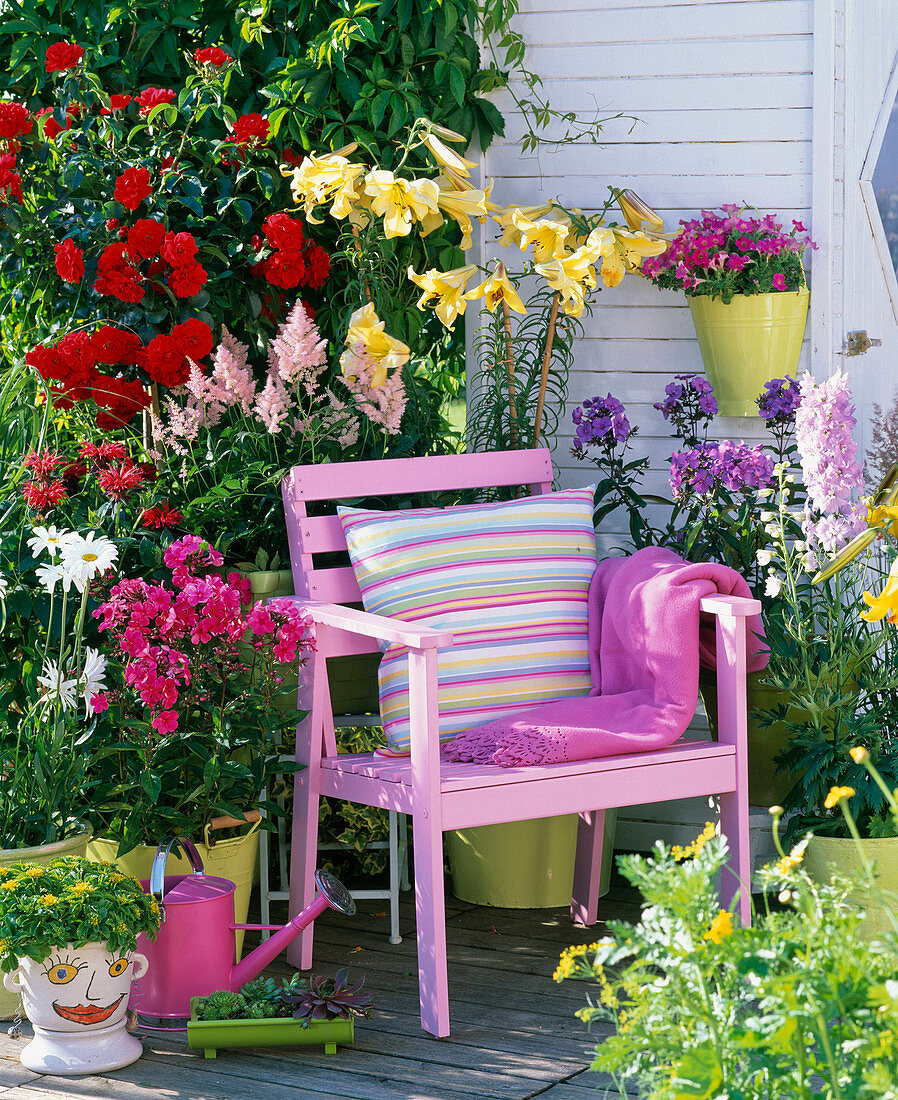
803,834,898,941
688,288,809,416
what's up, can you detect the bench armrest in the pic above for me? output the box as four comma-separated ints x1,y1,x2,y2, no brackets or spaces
700,594,762,617
277,597,454,651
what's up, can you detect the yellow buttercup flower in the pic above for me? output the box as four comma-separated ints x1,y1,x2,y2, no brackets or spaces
38,894,59,907
774,839,808,876
511,210,571,262
850,746,871,764
464,262,527,315
363,170,440,238
286,151,366,223
824,785,856,809
407,264,477,330
340,303,411,384
704,910,734,945
493,202,555,248
861,558,898,624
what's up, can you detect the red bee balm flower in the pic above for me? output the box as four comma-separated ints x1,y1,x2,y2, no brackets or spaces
127,218,166,260
44,42,84,74
0,101,33,140
24,450,62,480
22,480,67,512
114,167,152,211
135,88,176,117
141,503,184,530
230,113,269,146
54,239,85,283
194,47,231,68
97,460,145,501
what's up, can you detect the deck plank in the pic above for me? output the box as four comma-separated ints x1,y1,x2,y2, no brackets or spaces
0,882,641,1100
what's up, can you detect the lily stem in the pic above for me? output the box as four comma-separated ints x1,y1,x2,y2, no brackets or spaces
533,292,561,447
500,298,520,449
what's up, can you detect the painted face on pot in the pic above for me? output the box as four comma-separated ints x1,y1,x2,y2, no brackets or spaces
39,949,133,1029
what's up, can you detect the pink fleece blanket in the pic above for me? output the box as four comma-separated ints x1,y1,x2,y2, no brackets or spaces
442,546,768,768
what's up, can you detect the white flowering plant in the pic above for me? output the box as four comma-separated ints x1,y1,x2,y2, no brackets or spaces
0,525,119,849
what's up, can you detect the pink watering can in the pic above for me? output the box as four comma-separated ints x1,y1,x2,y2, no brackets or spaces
131,836,355,1027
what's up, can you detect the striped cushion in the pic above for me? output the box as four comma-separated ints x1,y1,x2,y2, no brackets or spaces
338,486,597,753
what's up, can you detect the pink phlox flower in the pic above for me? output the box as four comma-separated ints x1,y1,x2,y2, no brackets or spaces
247,605,275,634
227,571,252,605
152,710,179,734
89,692,109,714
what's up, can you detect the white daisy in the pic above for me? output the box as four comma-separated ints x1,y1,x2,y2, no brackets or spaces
37,658,79,711
81,647,107,709
35,562,68,594
59,532,118,592
27,525,74,559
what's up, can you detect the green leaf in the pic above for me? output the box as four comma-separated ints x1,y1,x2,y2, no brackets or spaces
141,770,162,803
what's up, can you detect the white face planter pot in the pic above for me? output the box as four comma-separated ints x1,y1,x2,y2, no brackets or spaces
3,941,149,1075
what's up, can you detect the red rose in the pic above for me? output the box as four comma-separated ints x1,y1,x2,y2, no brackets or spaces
105,218,119,232
262,250,306,289
94,245,144,302
135,88,176,117
144,333,189,387
168,261,208,299
35,106,63,140
194,47,231,68
303,243,331,288
229,113,270,146
114,166,152,211
91,325,142,364
0,101,33,140
56,331,98,378
127,218,166,260
159,231,197,265
25,344,62,381
100,93,132,115
281,148,303,167
172,318,214,360
54,239,85,283
44,42,84,74
0,167,23,205
262,212,305,251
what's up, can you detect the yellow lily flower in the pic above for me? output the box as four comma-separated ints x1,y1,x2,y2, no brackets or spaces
340,303,410,386
286,151,366,223
436,184,492,250
616,189,665,231
363,171,440,238
584,227,626,288
423,132,479,176
861,558,898,624
867,502,898,538
493,203,555,248
407,264,477,330
613,227,670,272
511,210,571,262
464,262,527,315
535,239,601,317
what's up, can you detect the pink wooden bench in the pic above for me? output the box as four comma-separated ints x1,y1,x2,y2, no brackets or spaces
281,448,755,1037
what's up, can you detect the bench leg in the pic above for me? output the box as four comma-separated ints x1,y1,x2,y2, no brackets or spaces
286,769,320,970
571,809,607,926
412,809,450,1037
719,790,752,927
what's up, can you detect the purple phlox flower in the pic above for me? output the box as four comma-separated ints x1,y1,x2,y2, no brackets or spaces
712,439,774,492
571,393,634,454
794,370,866,554
720,203,740,216
757,375,800,424
792,219,807,232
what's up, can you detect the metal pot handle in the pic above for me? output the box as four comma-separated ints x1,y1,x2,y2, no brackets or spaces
150,835,205,921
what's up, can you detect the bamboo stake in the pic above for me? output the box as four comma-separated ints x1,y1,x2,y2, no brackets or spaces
533,292,561,448
500,297,520,449
351,223,372,304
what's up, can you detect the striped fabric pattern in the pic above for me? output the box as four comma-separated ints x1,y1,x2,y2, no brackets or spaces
338,486,597,753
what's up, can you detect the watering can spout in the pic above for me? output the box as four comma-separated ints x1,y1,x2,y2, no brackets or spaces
230,869,356,991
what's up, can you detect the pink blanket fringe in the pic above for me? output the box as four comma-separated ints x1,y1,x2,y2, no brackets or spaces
443,546,768,768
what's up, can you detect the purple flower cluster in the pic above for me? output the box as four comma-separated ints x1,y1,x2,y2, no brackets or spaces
653,373,718,444
670,440,774,499
571,393,633,454
795,370,866,554
757,375,801,425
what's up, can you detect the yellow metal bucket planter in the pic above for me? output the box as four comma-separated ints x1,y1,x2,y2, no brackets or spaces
688,287,810,416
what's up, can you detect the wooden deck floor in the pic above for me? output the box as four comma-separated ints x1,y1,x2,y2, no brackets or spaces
0,876,644,1100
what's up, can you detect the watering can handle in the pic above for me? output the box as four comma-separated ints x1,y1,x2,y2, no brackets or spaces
150,835,205,914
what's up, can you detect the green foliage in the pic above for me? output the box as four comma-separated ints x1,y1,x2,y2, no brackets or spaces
195,969,373,1021
0,856,160,968
557,831,898,1099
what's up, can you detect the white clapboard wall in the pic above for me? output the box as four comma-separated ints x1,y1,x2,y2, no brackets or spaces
469,0,815,847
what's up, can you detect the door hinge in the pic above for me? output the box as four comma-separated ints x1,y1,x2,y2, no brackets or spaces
843,330,882,356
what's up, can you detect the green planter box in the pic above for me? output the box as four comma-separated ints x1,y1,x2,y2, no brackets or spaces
186,999,355,1058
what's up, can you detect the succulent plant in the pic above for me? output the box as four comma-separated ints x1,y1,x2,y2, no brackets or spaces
198,990,249,1021
248,1000,279,1019
283,968,374,1022
239,977,281,1004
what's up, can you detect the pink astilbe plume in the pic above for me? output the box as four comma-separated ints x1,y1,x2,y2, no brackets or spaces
268,299,328,395
210,327,256,414
256,371,293,434
795,369,866,557
340,343,407,435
